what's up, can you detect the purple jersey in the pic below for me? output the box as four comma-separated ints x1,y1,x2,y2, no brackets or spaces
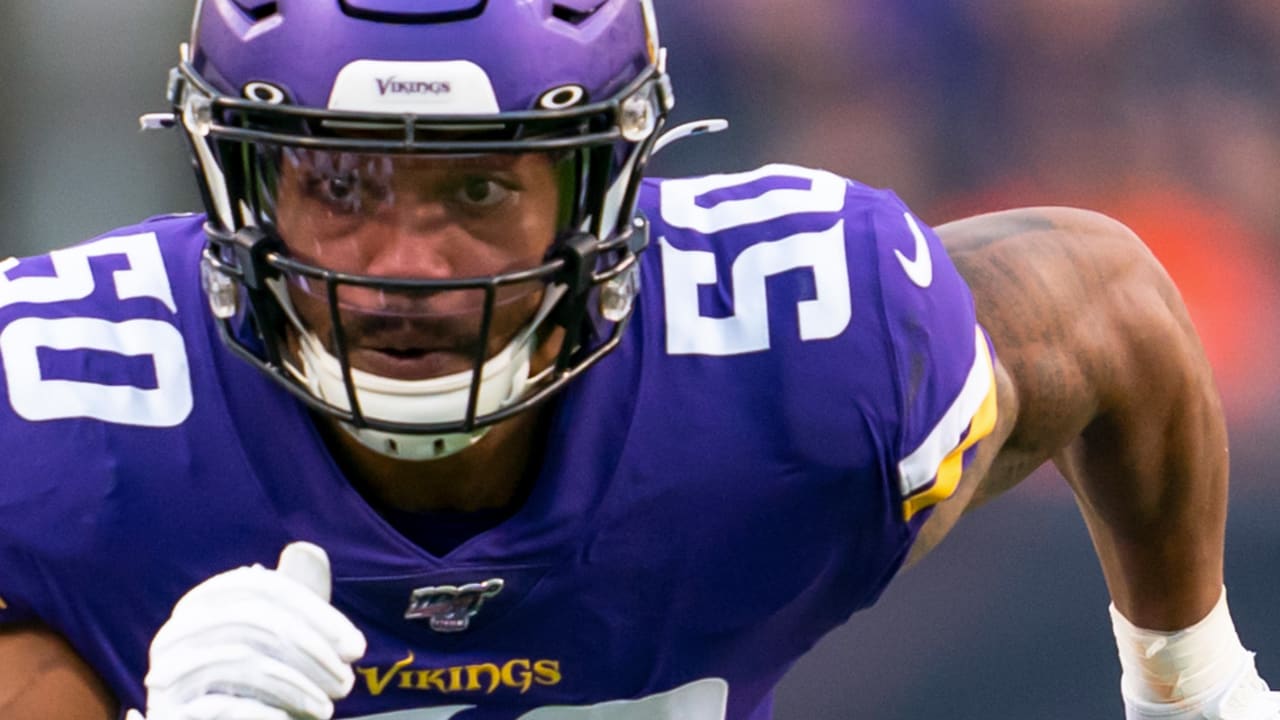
0,164,996,719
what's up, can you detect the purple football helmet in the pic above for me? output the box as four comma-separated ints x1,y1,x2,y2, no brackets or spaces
169,0,672,459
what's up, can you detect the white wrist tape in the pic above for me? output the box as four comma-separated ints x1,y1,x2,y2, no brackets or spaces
1111,588,1247,703
1111,587,1277,719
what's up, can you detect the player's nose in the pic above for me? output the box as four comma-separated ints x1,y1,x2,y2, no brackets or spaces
362,202,462,280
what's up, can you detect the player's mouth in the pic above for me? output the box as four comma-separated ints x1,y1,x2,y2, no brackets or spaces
308,289,542,380
349,338,482,379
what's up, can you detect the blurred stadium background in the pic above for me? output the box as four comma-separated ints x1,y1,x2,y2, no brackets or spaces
2,2,1278,717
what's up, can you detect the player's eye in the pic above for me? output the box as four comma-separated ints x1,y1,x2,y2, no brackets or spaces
455,177,511,209
325,173,358,203
297,169,360,214
303,168,392,215
288,151,394,216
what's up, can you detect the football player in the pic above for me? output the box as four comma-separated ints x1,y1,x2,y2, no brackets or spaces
0,1,1274,719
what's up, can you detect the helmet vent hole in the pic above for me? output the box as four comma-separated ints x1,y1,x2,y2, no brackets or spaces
339,0,486,23
538,85,587,110
233,1,279,22
244,82,288,104
551,2,605,26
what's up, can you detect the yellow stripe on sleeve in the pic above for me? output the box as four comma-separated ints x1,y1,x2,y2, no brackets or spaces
899,327,999,521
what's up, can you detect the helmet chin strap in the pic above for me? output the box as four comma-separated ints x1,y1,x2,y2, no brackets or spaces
273,280,567,462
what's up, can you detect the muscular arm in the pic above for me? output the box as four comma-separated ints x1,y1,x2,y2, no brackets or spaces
908,206,1226,630
0,624,117,720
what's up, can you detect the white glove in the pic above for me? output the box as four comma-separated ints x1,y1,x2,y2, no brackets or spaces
126,542,367,720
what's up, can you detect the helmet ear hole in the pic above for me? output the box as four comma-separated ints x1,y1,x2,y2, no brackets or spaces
538,85,587,110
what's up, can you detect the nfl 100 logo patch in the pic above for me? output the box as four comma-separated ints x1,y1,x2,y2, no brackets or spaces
405,579,504,633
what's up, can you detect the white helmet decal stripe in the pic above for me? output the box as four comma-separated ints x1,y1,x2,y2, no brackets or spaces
328,60,500,114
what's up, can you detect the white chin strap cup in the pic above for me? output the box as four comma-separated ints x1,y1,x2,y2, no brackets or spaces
285,285,566,462
295,329,532,462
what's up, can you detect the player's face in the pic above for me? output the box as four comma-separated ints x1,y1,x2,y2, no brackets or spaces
270,149,564,380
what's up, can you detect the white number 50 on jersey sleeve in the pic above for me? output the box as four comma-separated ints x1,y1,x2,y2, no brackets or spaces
658,164,852,356
0,233,193,427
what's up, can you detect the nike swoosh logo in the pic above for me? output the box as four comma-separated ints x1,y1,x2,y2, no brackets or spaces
895,212,934,288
